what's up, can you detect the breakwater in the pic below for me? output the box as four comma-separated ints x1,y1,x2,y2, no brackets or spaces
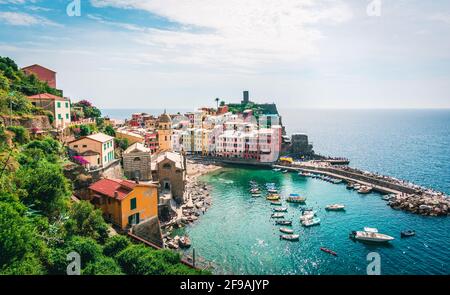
273,162,449,216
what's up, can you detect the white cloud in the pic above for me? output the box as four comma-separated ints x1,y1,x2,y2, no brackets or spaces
0,11,60,26
430,13,450,24
89,0,353,68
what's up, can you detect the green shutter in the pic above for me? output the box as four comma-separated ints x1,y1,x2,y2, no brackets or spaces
66,113,69,119
130,198,137,210
57,102,61,108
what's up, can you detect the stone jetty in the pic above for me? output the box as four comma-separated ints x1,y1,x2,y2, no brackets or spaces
389,193,449,216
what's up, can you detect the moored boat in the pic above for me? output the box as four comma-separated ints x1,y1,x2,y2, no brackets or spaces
282,170,289,173
271,213,284,219
280,234,300,241
302,217,321,227
273,207,288,212
270,201,283,206
346,182,354,189
251,193,262,197
267,188,278,193
266,194,280,201
275,220,292,226
358,186,373,194
286,193,306,203
320,247,337,256
273,168,281,172
300,212,315,221
350,227,395,243
401,230,416,238
279,227,294,234
325,204,346,211
179,236,191,248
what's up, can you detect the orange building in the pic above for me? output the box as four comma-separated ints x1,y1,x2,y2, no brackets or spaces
88,178,159,229
157,111,172,151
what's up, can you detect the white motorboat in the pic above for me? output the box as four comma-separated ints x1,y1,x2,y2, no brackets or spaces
273,207,288,212
358,186,373,194
279,227,294,234
350,227,395,243
300,212,315,221
273,168,281,172
325,204,346,211
271,213,285,219
302,218,321,227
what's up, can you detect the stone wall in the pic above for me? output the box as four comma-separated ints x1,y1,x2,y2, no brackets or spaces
123,152,152,181
131,216,163,248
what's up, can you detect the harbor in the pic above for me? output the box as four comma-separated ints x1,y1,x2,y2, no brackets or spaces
178,166,450,275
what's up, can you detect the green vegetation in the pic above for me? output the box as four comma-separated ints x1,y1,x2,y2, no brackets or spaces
71,100,102,120
0,55,208,275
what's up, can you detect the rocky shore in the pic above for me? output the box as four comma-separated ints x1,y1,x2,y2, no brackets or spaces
162,160,222,249
389,193,450,216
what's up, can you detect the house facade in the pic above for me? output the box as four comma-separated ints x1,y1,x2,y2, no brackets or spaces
151,151,186,204
22,64,57,88
88,178,158,229
27,93,71,128
68,132,115,169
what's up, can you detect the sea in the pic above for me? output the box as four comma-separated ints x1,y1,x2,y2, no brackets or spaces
102,108,450,275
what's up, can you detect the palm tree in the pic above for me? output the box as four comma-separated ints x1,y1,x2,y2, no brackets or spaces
215,97,220,109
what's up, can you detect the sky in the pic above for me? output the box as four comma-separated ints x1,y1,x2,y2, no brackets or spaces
1,0,450,109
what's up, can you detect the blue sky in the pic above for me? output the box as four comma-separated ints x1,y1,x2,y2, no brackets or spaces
1,0,450,109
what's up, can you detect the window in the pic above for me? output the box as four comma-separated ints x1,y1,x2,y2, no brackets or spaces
163,163,172,169
65,102,69,108
130,198,137,210
66,113,69,119
82,145,87,148
58,114,62,119
74,145,78,148
57,102,61,108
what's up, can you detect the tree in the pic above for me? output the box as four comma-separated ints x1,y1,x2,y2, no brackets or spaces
103,235,130,257
115,138,129,151
103,125,116,137
79,125,91,136
17,160,71,218
65,201,109,243
0,201,44,271
65,236,103,266
83,256,123,275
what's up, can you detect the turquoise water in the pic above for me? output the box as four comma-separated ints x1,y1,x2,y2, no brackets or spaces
185,167,449,275
104,108,450,274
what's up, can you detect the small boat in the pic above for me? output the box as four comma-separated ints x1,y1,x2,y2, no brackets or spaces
350,227,395,243
282,170,289,173
266,194,280,201
267,188,278,193
320,247,337,256
270,201,283,206
346,182,354,189
279,228,294,234
358,186,372,194
251,193,262,198
286,196,306,203
353,184,361,190
300,212,315,221
273,168,281,172
250,188,261,193
333,179,343,184
302,218,321,227
275,220,292,226
280,234,299,241
401,230,416,238
325,204,346,211
273,207,288,212
271,213,285,219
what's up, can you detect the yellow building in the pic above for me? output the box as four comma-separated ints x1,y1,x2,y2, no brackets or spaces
157,111,172,151
89,178,158,229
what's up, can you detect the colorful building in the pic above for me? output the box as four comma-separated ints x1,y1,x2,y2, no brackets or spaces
27,93,71,128
116,128,145,145
22,64,57,88
68,132,115,169
89,178,159,229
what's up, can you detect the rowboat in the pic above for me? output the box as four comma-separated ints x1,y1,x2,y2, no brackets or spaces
270,201,283,206
266,194,280,201
282,170,289,173
325,204,345,211
280,234,299,241
273,168,281,172
251,193,262,197
279,228,294,234
350,227,395,243
271,213,285,219
273,207,288,212
302,218,321,227
346,182,354,189
275,220,292,226
320,247,337,256
267,188,278,193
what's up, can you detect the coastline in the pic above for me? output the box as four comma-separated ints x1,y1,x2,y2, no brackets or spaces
161,159,222,250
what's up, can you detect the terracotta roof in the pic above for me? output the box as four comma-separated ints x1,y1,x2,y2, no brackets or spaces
22,64,56,73
89,178,137,200
68,132,114,145
27,93,66,101
124,142,151,154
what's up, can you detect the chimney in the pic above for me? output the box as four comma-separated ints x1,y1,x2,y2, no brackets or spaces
114,191,119,199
